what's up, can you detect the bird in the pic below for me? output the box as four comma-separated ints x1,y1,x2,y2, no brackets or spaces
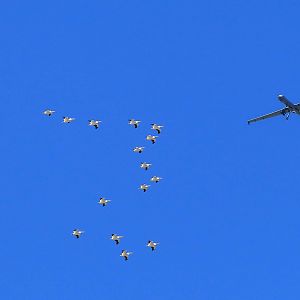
140,162,152,170
146,135,158,144
140,184,150,192
63,117,75,123
111,234,124,245
43,109,55,116
128,119,141,128
151,124,163,134
120,250,133,261
98,197,111,207
88,120,101,129
147,240,159,251
150,176,162,183
72,229,84,239
133,146,145,153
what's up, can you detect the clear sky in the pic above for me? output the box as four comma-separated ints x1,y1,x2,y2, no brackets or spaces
1,0,300,299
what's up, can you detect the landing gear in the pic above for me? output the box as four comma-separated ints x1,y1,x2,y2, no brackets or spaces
281,109,291,120
285,112,290,120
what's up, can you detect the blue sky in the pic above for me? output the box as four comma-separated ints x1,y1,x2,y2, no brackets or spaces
1,0,300,299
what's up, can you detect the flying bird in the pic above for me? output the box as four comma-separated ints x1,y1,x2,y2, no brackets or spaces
151,124,163,134
140,184,150,192
111,234,124,245
147,240,159,251
140,162,152,170
72,229,84,239
88,120,101,129
43,109,55,116
146,135,158,144
133,146,145,153
63,117,75,123
150,176,162,183
128,119,141,128
98,197,111,207
120,249,133,261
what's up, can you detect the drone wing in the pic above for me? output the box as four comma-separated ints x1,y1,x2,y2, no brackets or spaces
247,108,290,124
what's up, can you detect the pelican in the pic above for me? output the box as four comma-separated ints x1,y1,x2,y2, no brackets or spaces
140,184,150,192
140,162,152,170
120,250,133,260
128,119,141,128
63,117,75,123
146,135,158,144
147,240,159,251
151,124,163,134
88,120,101,129
111,234,124,245
133,146,145,153
98,197,111,207
150,176,162,183
72,229,84,239
43,109,55,116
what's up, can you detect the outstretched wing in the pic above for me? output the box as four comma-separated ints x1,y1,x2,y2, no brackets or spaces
247,108,290,124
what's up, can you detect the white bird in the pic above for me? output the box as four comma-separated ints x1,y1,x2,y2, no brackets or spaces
151,124,163,134
43,109,55,116
120,249,133,261
98,197,111,207
150,176,162,183
88,119,101,129
129,119,141,128
140,184,150,192
63,116,75,123
133,146,145,153
146,135,158,144
147,240,159,251
140,162,152,170
72,229,84,239
111,234,124,245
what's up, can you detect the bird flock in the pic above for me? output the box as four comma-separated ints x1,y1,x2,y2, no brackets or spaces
43,109,163,260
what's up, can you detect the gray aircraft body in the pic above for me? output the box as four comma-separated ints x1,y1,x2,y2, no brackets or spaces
248,95,300,124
